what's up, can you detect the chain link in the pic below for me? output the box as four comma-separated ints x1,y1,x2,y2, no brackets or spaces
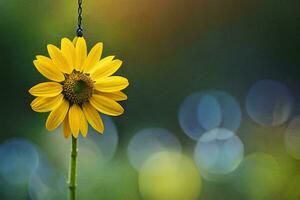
76,0,83,37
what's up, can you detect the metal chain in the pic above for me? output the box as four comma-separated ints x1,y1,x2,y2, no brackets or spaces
76,0,83,37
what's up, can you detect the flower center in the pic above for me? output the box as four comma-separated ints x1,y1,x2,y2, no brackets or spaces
63,71,94,105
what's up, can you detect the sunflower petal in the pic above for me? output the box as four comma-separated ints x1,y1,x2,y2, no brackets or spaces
29,82,63,97
100,55,115,63
34,57,65,82
82,102,104,134
94,76,129,92
80,111,88,137
61,38,76,69
90,59,122,80
83,42,103,73
73,37,78,45
46,99,69,131
47,44,73,74
89,94,124,116
68,104,83,138
36,55,56,66
63,114,71,138
75,37,87,71
30,94,64,112
95,91,128,101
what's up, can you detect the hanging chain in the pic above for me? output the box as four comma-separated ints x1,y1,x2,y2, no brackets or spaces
76,0,83,37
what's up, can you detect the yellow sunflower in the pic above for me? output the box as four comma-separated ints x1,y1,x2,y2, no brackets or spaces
29,37,129,138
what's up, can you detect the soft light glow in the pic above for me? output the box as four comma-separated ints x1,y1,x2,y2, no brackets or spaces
79,116,119,163
197,94,222,130
28,153,66,200
43,116,119,171
127,128,182,171
0,138,39,186
179,90,241,140
246,80,294,126
232,153,283,199
194,128,244,176
139,151,202,200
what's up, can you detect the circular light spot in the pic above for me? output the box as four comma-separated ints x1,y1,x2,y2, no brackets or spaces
284,116,300,159
197,94,222,130
0,138,39,186
246,80,294,126
232,153,283,199
139,152,201,200
179,91,241,140
28,153,66,200
79,115,119,164
78,116,119,187
194,128,244,175
127,128,182,171
43,116,119,170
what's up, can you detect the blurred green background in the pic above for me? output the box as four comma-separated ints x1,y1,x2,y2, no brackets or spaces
1,0,300,199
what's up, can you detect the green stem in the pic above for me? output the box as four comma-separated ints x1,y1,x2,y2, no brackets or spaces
69,136,78,200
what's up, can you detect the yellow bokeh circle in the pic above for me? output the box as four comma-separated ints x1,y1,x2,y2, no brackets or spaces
139,151,202,200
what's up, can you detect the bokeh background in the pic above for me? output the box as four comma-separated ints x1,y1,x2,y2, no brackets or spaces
1,0,300,199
